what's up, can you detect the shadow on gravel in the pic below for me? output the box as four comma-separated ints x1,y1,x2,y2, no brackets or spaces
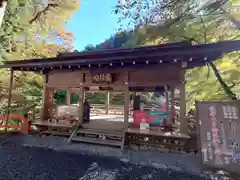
0,142,210,180
1,135,239,180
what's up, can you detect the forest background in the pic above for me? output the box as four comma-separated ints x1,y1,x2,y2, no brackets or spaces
0,0,239,115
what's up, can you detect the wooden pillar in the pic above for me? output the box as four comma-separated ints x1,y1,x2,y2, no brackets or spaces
170,87,175,125
78,72,84,124
105,91,110,114
121,71,129,150
170,88,175,107
41,75,54,120
66,89,71,105
5,68,14,131
164,86,169,111
123,72,129,131
40,75,47,120
179,70,188,134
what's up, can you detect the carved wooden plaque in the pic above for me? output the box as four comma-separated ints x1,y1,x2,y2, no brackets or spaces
92,72,112,83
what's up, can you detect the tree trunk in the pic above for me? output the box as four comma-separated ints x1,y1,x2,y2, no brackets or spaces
0,1,7,27
208,61,237,100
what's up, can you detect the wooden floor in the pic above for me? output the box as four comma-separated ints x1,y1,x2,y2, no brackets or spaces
31,120,75,128
31,119,193,151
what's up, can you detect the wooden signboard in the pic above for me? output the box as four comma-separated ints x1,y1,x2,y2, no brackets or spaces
92,72,112,83
196,101,240,173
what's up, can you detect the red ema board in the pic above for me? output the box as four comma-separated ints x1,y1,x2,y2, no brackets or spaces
133,110,169,125
133,110,148,125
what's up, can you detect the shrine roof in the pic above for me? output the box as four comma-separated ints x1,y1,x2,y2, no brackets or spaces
0,40,240,73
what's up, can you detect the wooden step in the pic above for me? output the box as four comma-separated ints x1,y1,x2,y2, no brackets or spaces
77,128,124,137
72,136,122,147
33,122,73,129
41,130,71,137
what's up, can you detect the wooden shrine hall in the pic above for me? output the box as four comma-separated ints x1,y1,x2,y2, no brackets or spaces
1,40,240,151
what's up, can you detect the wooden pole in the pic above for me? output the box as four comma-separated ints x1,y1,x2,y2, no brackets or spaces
179,70,188,134
123,72,129,130
66,89,71,105
164,86,169,111
5,68,14,132
105,92,110,114
40,74,55,120
78,72,84,124
170,87,175,107
122,71,129,150
170,87,175,125
40,75,47,120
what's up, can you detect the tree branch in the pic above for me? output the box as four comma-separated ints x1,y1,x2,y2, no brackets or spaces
29,3,59,24
198,14,237,100
220,7,240,31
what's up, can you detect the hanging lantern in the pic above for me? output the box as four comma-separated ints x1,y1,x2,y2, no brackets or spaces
182,61,187,68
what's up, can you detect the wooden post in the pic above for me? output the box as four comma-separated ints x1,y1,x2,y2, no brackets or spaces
41,75,54,120
5,68,14,132
78,72,84,124
123,72,129,131
170,87,175,125
66,89,71,105
179,70,188,134
40,75,47,120
121,71,129,150
105,91,110,114
164,86,169,111
170,88,175,107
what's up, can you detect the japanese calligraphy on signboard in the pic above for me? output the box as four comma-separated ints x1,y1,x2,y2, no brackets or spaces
196,101,240,173
92,73,112,83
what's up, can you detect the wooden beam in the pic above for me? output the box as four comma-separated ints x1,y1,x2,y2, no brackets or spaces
5,68,14,132
179,70,188,134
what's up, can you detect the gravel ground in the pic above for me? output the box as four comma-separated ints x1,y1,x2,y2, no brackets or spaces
0,134,238,180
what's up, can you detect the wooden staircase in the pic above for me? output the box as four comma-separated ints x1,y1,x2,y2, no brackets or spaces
67,126,125,149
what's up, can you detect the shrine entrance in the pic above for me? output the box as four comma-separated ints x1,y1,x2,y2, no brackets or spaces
1,40,240,152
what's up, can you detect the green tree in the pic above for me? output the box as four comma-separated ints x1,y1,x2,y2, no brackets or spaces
113,0,240,106
0,0,80,115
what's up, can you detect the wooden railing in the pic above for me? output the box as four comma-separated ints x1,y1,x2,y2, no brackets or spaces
30,103,181,118
90,104,161,115
91,104,129,115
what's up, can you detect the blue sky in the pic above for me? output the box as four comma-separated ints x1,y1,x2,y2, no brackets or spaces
67,0,123,51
